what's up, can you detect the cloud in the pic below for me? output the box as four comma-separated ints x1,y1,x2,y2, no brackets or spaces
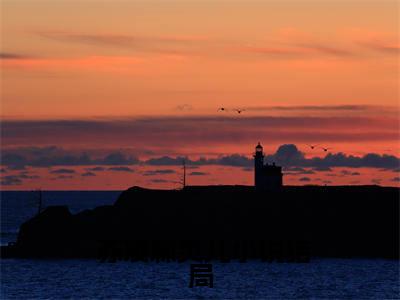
3,114,397,152
284,167,315,175
1,176,23,186
150,179,169,183
0,53,31,60
85,166,106,172
108,166,134,172
248,105,374,112
81,172,96,177
102,153,139,165
1,144,399,170
37,31,205,54
146,156,187,166
142,169,176,176
0,168,7,173
391,177,400,182
358,40,400,54
295,43,353,57
0,147,139,169
313,166,333,172
243,43,352,58
16,173,40,179
0,172,39,186
269,144,304,166
341,170,361,176
189,171,209,176
175,104,193,111
50,168,76,174
299,177,311,182
371,179,382,185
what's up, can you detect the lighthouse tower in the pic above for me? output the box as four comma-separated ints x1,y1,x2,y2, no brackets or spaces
253,142,283,191
254,142,264,188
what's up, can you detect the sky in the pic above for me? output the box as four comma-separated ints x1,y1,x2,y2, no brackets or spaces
1,0,399,190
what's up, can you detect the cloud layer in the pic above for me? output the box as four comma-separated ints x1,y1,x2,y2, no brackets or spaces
1,144,398,170
2,113,398,150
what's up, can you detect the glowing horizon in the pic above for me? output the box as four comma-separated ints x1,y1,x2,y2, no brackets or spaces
1,0,399,189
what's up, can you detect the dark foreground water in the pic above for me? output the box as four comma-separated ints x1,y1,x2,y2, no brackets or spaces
1,191,399,299
2,259,399,299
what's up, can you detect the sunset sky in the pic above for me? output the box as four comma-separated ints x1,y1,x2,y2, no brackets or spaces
1,0,399,190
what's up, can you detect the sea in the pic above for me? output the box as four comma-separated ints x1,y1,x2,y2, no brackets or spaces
1,191,399,299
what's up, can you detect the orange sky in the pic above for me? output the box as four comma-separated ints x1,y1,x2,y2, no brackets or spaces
1,0,399,189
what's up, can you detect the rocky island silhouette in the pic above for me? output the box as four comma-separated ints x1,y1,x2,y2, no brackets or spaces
1,144,399,261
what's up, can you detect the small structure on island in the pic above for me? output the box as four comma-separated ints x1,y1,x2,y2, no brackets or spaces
254,142,283,190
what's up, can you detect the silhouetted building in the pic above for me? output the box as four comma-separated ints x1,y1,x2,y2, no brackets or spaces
254,143,283,190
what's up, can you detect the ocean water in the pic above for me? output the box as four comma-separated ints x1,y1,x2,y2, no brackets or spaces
1,191,399,299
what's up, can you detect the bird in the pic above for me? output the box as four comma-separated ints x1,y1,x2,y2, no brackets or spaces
218,107,227,112
321,147,332,152
307,144,319,150
234,109,245,114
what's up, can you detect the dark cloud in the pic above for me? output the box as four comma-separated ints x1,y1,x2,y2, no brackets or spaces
81,172,96,177
143,169,176,176
0,171,39,186
299,177,311,182
391,177,400,182
150,179,169,183
146,156,187,166
17,173,40,179
50,168,76,174
268,144,305,166
189,171,209,176
313,166,333,172
0,147,138,169
341,170,361,176
85,166,106,172
0,53,31,60
108,166,134,172
242,167,253,172
217,154,252,167
2,115,397,151
1,144,399,170
0,168,7,173
322,180,332,184
1,176,23,186
284,166,315,175
102,153,139,165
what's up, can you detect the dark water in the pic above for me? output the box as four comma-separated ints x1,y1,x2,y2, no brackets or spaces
1,191,399,299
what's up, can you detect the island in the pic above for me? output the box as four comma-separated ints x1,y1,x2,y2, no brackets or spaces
1,184,399,261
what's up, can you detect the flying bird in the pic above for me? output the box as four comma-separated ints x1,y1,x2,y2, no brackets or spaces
321,147,333,152
307,144,319,150
235,109,245,114
218,107,227,112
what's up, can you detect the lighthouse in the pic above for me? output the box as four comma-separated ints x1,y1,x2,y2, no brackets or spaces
253,143,283,191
